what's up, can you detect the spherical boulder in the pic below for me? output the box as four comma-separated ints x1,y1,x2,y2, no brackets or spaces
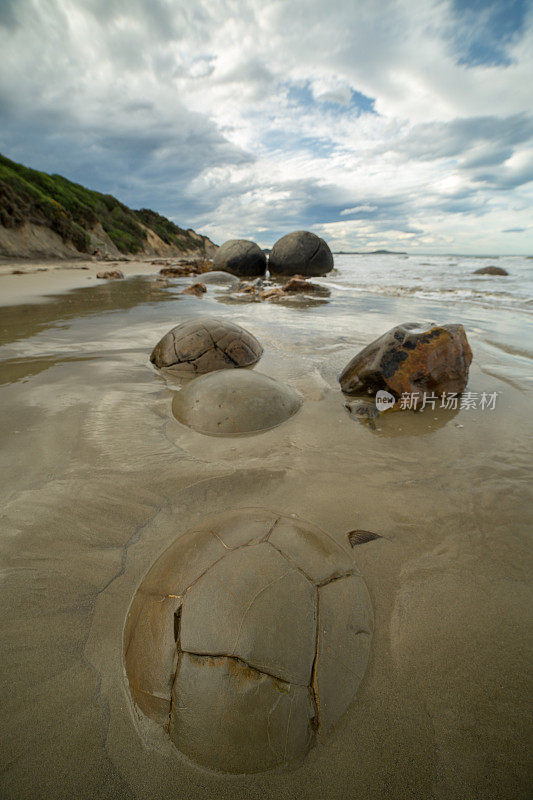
213,239,266,277
172,369,302,435
268,231,334,277
150,317,263,374
124,508,373,773
199,271,240,287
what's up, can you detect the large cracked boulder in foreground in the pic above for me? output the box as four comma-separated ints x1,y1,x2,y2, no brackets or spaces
269,231,334,277
150,317,263,374
124,508,372,774
213,239,266,277
339,322,473,400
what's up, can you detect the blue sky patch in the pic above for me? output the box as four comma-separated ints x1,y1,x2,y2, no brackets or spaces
450,0,528,67
285,80,376,114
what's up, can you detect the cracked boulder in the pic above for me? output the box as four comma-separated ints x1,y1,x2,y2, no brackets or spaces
339,322,473,401
124,509,373,774
268,231,334,277
171,370,302,435
150,317,263,374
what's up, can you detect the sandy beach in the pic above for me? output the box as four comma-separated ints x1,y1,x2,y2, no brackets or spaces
0,258,166,305
0,255,531,799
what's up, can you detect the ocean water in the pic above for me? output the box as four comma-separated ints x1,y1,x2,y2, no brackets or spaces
325,253,533,315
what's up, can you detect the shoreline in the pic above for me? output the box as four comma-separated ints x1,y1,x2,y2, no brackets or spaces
0,256,176,305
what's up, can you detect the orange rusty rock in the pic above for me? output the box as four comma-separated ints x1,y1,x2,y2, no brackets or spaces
281,276,330,296
339,322,473,400
181,282,207,297
159,266,196,277
260,286,285,300
237,283,258,294
236,277,264,294
96,269,124,279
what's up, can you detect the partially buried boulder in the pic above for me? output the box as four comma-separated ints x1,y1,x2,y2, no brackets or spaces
124,508,372,773
473,266,508,276
281,276,330,296
150,317,263,374
200,271,240,287
213,239,266,277
172,370,302,435
269,231,333,277
339,322,473,401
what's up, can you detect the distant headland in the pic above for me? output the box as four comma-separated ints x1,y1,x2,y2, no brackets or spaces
333,249,407,255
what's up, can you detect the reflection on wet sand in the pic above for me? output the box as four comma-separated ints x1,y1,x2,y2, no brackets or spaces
0,276,182,349
345,402,461,437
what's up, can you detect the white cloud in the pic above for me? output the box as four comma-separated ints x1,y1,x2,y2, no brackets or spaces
340,205,378,216
0,0,532,253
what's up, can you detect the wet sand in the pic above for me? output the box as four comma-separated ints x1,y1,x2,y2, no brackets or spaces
0,257,167,305
0,265,532,799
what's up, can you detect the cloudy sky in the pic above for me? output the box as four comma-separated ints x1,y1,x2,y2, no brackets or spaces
1,0,532,253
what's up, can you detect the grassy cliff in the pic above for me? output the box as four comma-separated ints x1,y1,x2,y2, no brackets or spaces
0,153,215,257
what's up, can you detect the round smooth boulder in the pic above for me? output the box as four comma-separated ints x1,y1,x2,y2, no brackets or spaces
172,369,302,435
199,270,240,288
150,317,263,374
268,231,334,277
124,508,373,773
213,239,266,277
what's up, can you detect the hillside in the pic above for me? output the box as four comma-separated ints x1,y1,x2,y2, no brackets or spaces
0,153,216,259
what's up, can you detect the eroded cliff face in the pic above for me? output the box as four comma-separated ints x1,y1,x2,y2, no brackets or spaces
0,221,217,259
0,152,217,259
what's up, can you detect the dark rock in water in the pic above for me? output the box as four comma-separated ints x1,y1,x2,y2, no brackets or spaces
97,269,124,279
150,316,263,374
213,239,266,277
237,277,265,294
231,275,329,304
473,266,508,276
260,286,286,301
181,282,207,297
159,265,196,277
124,508,372,772
281,275,330,296
269,231,334,277
339,322,473,401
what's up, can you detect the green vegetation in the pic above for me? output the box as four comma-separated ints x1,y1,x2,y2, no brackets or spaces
135,208,191,250
0,153,209,255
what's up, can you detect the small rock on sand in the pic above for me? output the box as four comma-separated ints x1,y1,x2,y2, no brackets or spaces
97,269,124,279
181,282,207,297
